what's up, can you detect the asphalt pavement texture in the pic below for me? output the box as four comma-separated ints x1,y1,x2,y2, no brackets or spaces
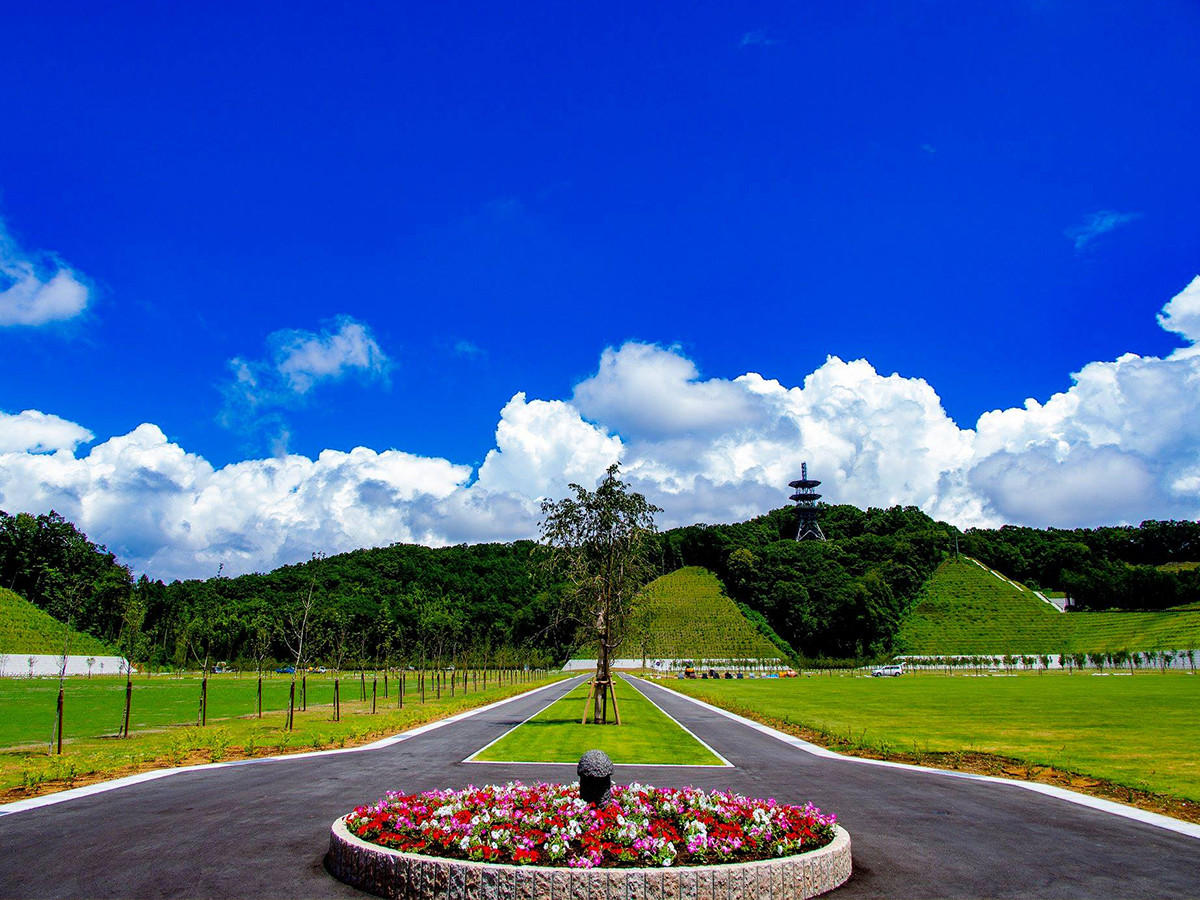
1,673,1197,899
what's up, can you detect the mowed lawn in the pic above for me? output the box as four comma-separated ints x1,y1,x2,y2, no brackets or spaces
667,672,1200,800
0,672,569,796
1,671,423,747
471,678,724,765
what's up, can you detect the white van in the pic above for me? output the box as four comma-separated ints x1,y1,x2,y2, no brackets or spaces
871,664,903,677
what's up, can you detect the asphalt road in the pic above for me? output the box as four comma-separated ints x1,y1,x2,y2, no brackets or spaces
0,673,1197,899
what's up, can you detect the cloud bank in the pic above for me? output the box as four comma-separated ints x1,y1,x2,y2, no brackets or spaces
2,278,1198,580
0,220,90,326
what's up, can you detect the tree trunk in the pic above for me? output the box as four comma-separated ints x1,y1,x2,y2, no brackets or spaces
334,678,340,721
257,675,262,718
371,676,377,714
123,677,132,738
286,681,295,731
302,675,307,711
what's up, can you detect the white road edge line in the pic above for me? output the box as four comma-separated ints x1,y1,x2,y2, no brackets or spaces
462,675,590,763
618,674,732,767
0,676,577,818
631,676,1200,841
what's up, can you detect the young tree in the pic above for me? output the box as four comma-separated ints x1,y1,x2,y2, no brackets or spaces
540,463,660,725
280,555,322,730
45,570,86,754
117,593,148,737
320,607,351,722
247,609,273,718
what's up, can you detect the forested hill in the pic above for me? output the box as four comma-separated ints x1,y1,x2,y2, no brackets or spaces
3,506,1198,667
0,505,953,665
655,504,951,658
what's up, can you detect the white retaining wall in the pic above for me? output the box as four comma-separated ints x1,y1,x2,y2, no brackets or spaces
562,657,785,672
0,654,130,677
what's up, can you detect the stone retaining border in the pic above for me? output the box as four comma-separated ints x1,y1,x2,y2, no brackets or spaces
326,816,851,900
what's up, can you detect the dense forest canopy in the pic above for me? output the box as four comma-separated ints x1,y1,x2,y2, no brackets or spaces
2,507,1197,667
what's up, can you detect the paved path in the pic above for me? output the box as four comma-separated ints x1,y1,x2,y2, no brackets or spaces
0,673,1197,899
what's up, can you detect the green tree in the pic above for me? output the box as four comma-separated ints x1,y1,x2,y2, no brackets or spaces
540,464,659,725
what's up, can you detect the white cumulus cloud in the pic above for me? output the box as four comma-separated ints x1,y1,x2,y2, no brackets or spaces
0,409,94,454
476,392,623,499
2,278,1198,579
573,343,763,439
0,220,90,326
1158,275,1200,347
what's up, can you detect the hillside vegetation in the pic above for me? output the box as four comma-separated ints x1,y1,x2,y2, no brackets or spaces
897,557,1200,654
0,588,116,658
962,520,1200,610
573,567,783,661
5,503,1197,667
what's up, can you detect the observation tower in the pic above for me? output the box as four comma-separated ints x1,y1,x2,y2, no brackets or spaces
789,462,826,542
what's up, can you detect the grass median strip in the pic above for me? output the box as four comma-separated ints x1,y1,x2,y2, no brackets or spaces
468,677,726,766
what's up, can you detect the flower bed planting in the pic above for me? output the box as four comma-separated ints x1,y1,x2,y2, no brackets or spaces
344,781,837,869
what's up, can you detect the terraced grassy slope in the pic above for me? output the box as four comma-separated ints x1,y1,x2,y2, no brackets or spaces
897,557,1200,654
0,588,115,657
574,567,781,661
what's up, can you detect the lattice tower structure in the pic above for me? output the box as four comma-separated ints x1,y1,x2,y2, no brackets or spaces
789,462,826,541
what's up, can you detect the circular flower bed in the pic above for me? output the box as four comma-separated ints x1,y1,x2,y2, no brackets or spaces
344,781,837,869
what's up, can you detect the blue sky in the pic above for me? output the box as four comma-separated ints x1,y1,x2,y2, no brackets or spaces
2,1,1198,578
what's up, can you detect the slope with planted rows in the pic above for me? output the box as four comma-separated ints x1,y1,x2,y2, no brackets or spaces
575,566,782,662
0,587,116,658
897,557,1200,654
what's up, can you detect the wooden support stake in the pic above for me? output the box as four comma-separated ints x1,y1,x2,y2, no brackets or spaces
123,679,133,737
55,687,64,754
581,679,596,724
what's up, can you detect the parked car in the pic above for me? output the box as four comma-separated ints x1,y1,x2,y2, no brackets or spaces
312,666,328,674
275,665,295,674
871,664,903,677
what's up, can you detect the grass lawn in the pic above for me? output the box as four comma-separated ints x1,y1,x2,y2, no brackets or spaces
666,671,1200,801
0,671,569,799
0,672,344,746
469,678,725,766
